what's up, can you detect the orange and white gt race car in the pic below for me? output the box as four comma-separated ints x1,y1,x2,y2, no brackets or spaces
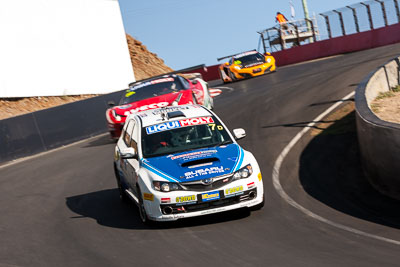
217,50,276,83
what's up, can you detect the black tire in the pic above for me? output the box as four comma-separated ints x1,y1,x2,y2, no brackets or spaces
228,70,236,81
250,194,265,211
137,186,152,225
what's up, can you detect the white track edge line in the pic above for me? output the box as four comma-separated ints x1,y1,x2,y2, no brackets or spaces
272,91,400,246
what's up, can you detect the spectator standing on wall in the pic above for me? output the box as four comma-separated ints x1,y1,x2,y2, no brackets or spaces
275,12,290,34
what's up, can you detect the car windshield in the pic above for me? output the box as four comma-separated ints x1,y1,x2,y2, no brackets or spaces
120,78,184,105
142,116,233,158
234,53,265,66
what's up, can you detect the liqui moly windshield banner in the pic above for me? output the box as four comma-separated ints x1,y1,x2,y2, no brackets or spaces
146,117,214,134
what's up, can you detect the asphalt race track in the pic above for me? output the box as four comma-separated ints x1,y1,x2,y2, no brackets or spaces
2,44,400,267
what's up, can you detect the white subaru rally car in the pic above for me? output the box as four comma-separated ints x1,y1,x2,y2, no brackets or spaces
113,104,264,223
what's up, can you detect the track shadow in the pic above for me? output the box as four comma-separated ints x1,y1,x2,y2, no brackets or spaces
66,188,251,230
309,98,354,107
298,111,400,229
262,120,337,130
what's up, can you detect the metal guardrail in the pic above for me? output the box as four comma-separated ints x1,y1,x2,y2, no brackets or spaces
258,0,400,52
258,18,319,51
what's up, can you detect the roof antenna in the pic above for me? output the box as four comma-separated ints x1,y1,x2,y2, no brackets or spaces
160,107,168,121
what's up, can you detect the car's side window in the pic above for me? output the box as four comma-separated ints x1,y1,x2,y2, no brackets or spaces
124,120,135,147
178,76,190,89
122,120,130,146
130,122,138,152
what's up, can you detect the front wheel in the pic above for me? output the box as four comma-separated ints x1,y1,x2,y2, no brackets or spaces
137,187,152,225
228,70,237,81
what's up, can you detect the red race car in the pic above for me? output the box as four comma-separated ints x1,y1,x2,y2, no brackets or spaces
106,74,214,139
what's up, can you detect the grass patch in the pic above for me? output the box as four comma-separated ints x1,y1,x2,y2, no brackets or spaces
375,91,395,100
370,103,380,113
392,85,400,92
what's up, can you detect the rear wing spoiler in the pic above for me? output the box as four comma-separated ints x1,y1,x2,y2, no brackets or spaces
217,49,257,61
128,65,206,87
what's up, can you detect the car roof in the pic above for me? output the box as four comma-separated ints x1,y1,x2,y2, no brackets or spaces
134,104,213,128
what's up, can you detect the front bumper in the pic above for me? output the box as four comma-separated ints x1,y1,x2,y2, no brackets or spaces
234,63,276,79
108,123,124,139
142,175,264,221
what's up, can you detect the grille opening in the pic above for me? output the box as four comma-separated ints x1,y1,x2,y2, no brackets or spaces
181,157,219,168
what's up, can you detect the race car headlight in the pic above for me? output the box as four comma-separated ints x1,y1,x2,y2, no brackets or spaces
111,110,122,122
266,58,272,63
234,66,241,70
232,164,253,180
153,181,182,192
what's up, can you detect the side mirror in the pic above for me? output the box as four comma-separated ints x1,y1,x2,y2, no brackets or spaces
233,128,246,140
120,147,138,159
108,101,115,107
191,79,198,85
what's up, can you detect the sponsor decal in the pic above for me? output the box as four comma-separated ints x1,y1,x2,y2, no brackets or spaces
124,102,169,116
247,182,255,189
146,117,214,134
201,191,220,202
151,106,191,115
146,121,181,134
161,198,171,203
180,117,214,127
176,195,196,203
143,193,154,201
225,185,244,197
184,166,224,179
170,150,217,160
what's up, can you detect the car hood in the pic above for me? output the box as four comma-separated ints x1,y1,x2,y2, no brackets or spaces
112,93,183,115
141,143,244,183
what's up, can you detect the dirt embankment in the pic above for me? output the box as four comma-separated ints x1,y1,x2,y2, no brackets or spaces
0,34,173,120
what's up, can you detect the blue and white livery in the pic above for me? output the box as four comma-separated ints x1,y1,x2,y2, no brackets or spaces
113,104,264,223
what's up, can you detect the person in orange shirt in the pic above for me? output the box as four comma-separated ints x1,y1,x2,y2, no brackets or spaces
275,12,289,34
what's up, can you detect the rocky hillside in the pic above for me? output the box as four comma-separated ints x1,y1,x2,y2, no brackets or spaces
0,34,174,120
126,34,173,80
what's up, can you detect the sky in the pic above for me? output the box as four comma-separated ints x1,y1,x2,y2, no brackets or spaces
118,0,375,70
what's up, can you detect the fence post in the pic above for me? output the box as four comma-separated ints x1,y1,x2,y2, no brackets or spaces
307,19,317,42
320,14,332,39
346,6,360,33
394,0,400,23
294,24,300,46
260,32,267,54
361,2,374,30
333,10,346,36
375,0,388,26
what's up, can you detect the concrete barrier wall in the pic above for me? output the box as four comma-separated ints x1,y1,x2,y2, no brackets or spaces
0,91,123,164
355,56,400,200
